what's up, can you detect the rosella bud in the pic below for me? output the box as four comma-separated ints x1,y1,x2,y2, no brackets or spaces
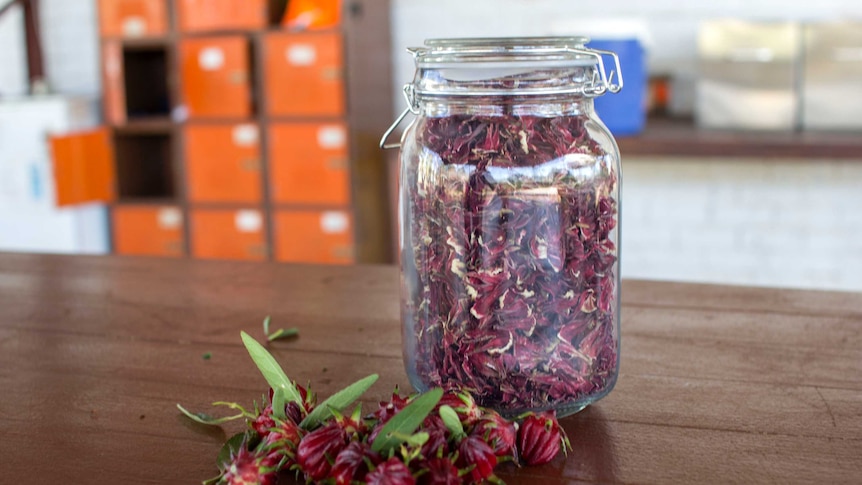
219,445,278,485
262,417,303,454
418,457,460,485
330,441,382,485
436,392,482,427
516,410,566,465
420,415,450,458
457,435,497,484
373,390,410,423
471,410,517,458
365,457,416,485
251,405,276,438
368,391,410,443
295,423,349,481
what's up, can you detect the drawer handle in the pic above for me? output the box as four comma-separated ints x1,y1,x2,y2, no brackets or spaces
248,244,268,257
321,67,342,81
241,159,261,171
327,158,347,170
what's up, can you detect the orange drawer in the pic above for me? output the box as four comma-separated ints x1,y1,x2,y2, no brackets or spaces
98,0,167,37
184,124,262,203
268,122,350,205
263,32,345,117
179,36,251,119
177,0,266,32
112,206,184,257
190,209,267,261
273,210,354,264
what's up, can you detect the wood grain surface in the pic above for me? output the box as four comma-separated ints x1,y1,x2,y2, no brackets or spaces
1,253,860,484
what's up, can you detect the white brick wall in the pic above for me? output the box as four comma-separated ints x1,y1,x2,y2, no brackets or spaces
0,0,99,97
39,0,100,95
621,157,862,291
0,2,27,97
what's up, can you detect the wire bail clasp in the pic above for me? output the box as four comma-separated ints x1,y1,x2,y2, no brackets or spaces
577,47,624,97
380,84,420,150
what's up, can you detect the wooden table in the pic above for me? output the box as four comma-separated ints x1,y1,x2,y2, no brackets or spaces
2,253,860,484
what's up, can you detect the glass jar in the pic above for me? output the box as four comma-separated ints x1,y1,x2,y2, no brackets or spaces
384,37,623,417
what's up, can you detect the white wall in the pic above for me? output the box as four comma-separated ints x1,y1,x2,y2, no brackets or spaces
0,0,99,97
0,2,28,97
622,157,862,291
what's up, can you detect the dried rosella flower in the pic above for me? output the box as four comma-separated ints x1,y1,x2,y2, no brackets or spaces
470,410,517,459
218,442,279,485
420,415,451,458
330,441,382,485
260,417,303,458
295,422,350,481
402,113,619,413
435,391,482,427
418,456,461,485
516,410,570,466
456,435,498,483
366,457,417,485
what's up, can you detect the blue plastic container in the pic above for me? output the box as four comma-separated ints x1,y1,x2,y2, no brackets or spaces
587,38,646,136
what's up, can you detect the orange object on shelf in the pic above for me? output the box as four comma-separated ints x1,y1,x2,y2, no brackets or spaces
268,122,350,205
50,128,116,207
102,41,126,124
190,209,267,260
184,123,262,203
179,36,251,119
176,0,266,33
263,32,345,117
98,0,168,38
112,205,184,257
273,210,354,264
282,0,341,30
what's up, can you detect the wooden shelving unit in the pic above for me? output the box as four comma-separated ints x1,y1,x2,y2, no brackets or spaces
56,0,393,263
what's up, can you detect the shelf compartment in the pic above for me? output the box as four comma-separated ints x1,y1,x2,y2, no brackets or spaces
268,122,350,205
122,45,171,119
263,31,345,117
179,36,253,119
184,123,262,203
273,209,354,264
112,205,184,257
190,208,267,260
98,0,168,38
176,0,267,33
114,132,175,199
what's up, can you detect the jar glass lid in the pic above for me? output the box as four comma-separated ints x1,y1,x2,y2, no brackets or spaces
410,37,598,70
406,36,622,98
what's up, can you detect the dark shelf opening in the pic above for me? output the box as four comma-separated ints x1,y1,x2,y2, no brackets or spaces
123,47,170,119
269,0,288,26
115,133,175,199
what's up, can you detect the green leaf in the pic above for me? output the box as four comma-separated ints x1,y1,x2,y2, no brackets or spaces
263,315,272,335
177,403,243,426
300,374,379,430
202,352,212,360
216,432,249,470
240,331,302,407
271,387,286,420
389,431,429,447
371,388,443,453
267,327,299,342
438,404,465,438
